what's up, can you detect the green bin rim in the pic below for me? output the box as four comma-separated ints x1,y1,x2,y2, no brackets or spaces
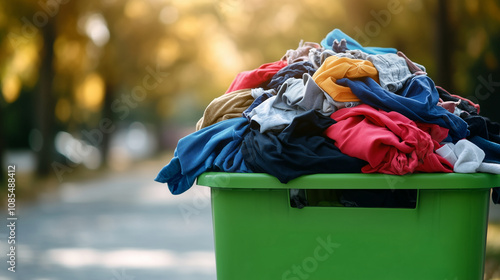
197,172,500,190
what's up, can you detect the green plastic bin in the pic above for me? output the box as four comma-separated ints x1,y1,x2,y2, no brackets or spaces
197,172,500,280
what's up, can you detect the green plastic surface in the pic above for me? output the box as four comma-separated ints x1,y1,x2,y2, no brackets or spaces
196,172,500,280
198,172,500,190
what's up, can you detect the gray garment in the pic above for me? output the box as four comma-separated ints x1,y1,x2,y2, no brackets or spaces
249,74,338,133
397,51,427,74
366,53,416,92
309,48,328,69
310,49,371,69
332,100,361,110
333,49,369,60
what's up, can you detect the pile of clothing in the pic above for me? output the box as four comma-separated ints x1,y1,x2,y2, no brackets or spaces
155,28,500,199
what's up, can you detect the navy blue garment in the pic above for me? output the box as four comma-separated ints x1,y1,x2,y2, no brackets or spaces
469,136,500,164
155,117,251,194
241,110,366,183
337,76,469,142
436,86,480,115
493,188,500,204
320,28,397,55
465,115,500,143
491,134,500,145
266,61,317,91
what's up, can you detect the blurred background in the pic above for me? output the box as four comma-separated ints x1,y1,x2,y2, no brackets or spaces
0,0,500,279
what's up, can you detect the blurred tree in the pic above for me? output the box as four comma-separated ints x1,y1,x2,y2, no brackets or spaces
436,0,453,91
35,20,56,176
456,0,500,123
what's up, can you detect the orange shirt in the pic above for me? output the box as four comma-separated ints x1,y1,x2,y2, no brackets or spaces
312,56,379,102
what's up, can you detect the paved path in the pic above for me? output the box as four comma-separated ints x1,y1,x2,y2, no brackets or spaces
0,159,216,280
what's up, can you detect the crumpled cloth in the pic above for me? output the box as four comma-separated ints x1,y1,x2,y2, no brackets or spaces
325,104,453,175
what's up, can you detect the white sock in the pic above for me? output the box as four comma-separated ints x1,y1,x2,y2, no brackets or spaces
453,139,485,173
436,143,458,165
477,162,500,174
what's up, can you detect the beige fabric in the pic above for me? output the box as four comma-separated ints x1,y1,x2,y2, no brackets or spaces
196,89,254,130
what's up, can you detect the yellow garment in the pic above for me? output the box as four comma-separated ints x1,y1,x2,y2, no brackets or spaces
196,89,254,131
312,56,379,102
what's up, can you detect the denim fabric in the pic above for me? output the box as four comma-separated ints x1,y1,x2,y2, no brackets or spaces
155,117,251,194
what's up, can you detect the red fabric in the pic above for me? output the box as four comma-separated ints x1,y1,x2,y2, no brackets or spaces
225,60,288,94
416,122,449,146
325,104,453,175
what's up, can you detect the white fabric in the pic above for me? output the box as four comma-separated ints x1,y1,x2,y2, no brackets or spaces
436,139,500,174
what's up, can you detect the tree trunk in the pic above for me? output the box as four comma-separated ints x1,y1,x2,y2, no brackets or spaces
101,82,115,166
35,21,56,176
436,0,454,91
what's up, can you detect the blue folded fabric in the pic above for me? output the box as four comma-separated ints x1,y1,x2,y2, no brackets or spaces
469,135,500,164
320,28,397,55
336,76,469,142
155,117,251,194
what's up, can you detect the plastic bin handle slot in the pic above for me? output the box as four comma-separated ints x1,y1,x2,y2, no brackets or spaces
289,188,418,209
